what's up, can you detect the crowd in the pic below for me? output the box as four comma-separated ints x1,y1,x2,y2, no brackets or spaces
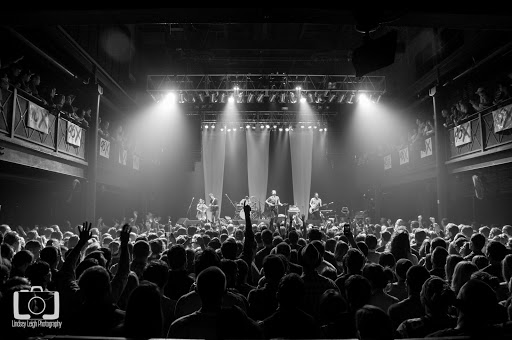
2,205,512,339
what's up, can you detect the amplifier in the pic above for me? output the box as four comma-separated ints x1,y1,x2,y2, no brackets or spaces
287,206,300,216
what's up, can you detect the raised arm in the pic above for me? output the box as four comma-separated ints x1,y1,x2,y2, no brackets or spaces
241,202,255,272
58,222,92,291
111,223,131,303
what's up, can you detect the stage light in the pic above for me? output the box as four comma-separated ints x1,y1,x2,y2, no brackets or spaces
347,93,355,104
165,92,176,103
314,125,317,129
328,93,336,103
247,93,254,103
256,93,264,103
204,125,209,129
246,124,251,129
280,92,286,103
300,96,306,103
211,125,215,129
358,93,368,103
240,126,244,130
228,95,235,103
295,86,300,90
301,125,305,129
285,127,289,131
211,92,218,103
221,128,224,131
324,127,327,132
252,125,256,130
337,93,346,103
319,128,323,131
261,124,265,129
307,92,314,103
233,86,239,91
266,124,270,129
308,125,312,129
227,128,231,132
279,128,283,131
269,93,277,102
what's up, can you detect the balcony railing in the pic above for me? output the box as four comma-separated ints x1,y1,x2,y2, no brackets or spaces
447,98,512,160
0,87,87,163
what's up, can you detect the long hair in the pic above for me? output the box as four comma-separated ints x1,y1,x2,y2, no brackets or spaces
389,231,411,261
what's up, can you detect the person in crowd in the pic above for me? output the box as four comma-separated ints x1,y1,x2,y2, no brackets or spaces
363,263,398,313
388,265,431,330
365,234,381,264
275,242,302,276
396,276,456,338
260,273,321,339
445,254,464,285
335,248,365,296
484,240,508,282
248,254,285,321
15,69,32,93
168,266,261,339
464,232,486,261
429,246,448,279
235,258,255,298
390,231,418,264
428,279,512,338
142,260,176,331
451,261,478,295
255,229,273,270
10,249,33,278
164,244,195,300
388,258,412,301
470,87,493,112
356,305,394,340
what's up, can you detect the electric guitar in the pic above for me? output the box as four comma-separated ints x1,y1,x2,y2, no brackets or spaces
309,201,333,214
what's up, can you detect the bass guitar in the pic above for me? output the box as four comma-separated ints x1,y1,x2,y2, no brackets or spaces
309,201,333,214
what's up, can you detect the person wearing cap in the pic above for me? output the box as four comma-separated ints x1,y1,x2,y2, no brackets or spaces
428,279,512,338
470,86,493,112
396,276,456,338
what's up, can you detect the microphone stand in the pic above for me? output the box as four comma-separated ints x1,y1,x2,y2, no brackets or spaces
225,194,237,217
186,197,194,219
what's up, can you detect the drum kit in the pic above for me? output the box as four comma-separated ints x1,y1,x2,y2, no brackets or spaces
236,199,260,220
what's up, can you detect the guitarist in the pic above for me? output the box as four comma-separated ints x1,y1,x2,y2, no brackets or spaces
208,193,219,224
265,190,284,218
196,199,208,222
309,192,323,220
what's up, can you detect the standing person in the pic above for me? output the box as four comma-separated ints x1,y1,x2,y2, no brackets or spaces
196,199,208,222
208,193,219,224
309,193,323,220
266,190,284,228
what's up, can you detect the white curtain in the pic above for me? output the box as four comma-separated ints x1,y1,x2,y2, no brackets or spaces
290,130,314,220
202,130,226,220
246,130,270,217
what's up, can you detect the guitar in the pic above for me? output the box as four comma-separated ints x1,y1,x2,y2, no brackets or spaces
196,204,208,221
309,201,333,214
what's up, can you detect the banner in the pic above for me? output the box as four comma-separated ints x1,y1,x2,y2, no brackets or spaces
384,154,392,170
493,103,512,132
66,121,82,147
421,137,433,158
399,147,409,165
27,102,49,134
99,138,110,158
119,149,127,165
454,122,471,147
133,154,140,170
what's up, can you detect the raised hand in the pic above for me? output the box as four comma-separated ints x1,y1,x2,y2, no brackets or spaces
120,223,131,245
243,201,252,214
77,221,93,244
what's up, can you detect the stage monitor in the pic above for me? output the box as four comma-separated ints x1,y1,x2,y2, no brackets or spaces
352,30,397,77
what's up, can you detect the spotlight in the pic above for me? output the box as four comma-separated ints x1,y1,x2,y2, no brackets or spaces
211,124,215,129
295,86,300,90
301,125,305,129
233,86,239,91
273,125,277,129
280,92,286,103
270,93,277,102
247,93,254,103
266,124,270,129
308,125,312,129
228,95,235,103
300,96,306,103
337,93,346,103
227,128,231,132
328,93,336,103
319,128,323,132
221,128,224,131
165,92,176,102
285,128,289,131
252,125,256,130
358,93,368,103
246,124,251,129
204,125,209,129
240,126,244,130
261,124,265,129
314,125,317,129
279,128,283,131
257,93,264,103
211,92,218,103
307,92,314,103
324,127,327,132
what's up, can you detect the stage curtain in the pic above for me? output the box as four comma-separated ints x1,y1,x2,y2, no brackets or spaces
246,130,270,218
290,130,314,220
202,130,226,220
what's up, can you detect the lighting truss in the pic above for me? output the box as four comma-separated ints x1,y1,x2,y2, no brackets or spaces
147,74,386,103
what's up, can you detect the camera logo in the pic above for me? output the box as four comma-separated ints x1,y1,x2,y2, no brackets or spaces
13,286,59,320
